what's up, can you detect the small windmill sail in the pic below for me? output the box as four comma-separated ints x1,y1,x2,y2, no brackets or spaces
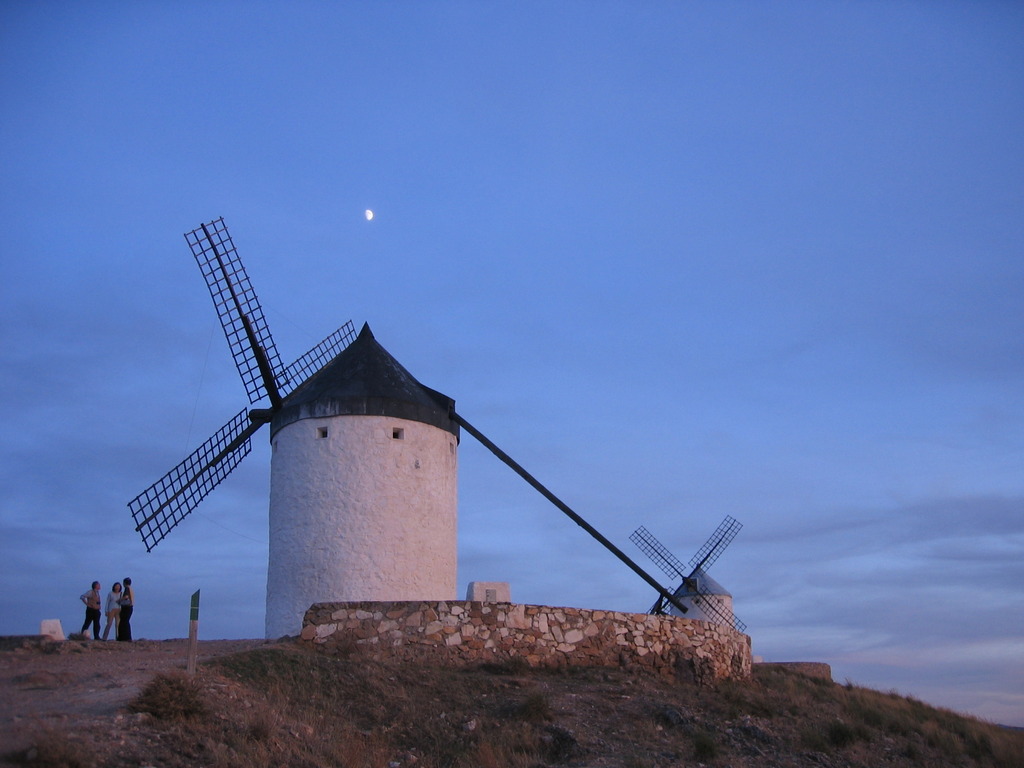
630,516,746,632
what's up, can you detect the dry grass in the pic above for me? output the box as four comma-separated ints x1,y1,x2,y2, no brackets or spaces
128,670,207,720
15,727,98,768
10,644,1022,768
513,690,552,722
748,667,1023,768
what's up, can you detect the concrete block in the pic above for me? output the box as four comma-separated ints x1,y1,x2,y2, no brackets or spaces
40,619,65,641
466,581,510,602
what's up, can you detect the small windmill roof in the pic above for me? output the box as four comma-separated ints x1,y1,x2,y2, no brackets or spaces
271,323,458,438
676,569,731,597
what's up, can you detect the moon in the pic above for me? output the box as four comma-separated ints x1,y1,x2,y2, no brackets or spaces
364,209,374,221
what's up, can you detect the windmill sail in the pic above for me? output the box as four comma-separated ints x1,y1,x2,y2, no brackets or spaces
129,218,357,552
185,218,285,407
689,515,742,572
280,321,357,398
129,409,263,551
629,525,689,581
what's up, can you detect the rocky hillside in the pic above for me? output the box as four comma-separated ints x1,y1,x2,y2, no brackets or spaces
4,639,1022,767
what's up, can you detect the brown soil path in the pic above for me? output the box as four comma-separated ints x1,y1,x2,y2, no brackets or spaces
0,637,268,762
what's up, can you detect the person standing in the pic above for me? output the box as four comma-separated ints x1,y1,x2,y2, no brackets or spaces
117,577,134,642
101,582,122,640
79,581,101,640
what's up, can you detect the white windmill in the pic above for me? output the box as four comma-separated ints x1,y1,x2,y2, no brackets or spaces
130,218,725,638
630,517,746,632
264,323,458,637
129,219,458,637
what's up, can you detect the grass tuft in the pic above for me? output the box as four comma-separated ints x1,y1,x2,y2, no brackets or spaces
515,691,552,722
129,670,207,720
826,719,859,748
693,729,717,760
477,656,531,676
20,728,97,768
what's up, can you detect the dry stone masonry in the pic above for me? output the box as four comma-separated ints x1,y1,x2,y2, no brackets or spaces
301,600,752,684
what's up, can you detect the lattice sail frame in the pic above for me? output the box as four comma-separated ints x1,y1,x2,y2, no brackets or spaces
282,321,356,397
129,218,358,552
186,218,285,405
129,409,258,551
690,515,742,571
630,525,688,581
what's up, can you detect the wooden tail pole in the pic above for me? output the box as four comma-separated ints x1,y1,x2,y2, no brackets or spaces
450,410,691,616
186,589,200,676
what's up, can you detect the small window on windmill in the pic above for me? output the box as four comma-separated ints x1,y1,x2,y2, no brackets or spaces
392,427,405,440
317,427,329,439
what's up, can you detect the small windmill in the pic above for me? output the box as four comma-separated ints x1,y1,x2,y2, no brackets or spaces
130,218,734,636
630,516,746,632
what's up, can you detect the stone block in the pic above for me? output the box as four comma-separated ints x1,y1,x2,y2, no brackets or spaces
40,619,64,641
315,623,337,639
466,581,510,602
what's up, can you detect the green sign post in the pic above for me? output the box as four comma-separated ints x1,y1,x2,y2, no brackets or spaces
186,589,200,675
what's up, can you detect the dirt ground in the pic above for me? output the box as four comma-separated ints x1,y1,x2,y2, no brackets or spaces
2,636,1019,768
0,636,270,762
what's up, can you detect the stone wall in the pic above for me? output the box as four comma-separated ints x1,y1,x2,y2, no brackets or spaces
301,600,752,684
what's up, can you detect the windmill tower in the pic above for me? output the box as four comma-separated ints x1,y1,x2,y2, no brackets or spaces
265,323,458,638
130,218,742,639
128,219,458,638
667,569,735,625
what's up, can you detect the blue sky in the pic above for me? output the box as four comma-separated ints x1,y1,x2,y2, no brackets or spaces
1,2,1022,726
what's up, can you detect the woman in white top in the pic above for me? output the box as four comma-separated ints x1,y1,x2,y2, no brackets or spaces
101,582,122,641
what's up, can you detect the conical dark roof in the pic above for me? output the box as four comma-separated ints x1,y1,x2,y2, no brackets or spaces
271,323,458,438
674,569,731,597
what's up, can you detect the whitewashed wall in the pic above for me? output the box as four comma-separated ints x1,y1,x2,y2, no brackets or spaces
265,414,458,638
